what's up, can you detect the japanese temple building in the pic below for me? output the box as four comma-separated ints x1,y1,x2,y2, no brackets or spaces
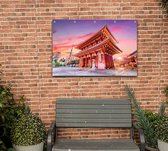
74,25,122,69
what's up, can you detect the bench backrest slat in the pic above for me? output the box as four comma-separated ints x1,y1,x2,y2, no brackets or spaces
56,98,132,128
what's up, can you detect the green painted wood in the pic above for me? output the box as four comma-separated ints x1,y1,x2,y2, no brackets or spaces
56,123,132,128
57,104,131,109
52,139,139,151
56,118,131,123
56,108,131,114
52,99,139,151
55,99,132,128
56,113,131,119
56,98,130,105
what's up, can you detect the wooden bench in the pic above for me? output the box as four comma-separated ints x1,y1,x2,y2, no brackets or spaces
47,98,145,151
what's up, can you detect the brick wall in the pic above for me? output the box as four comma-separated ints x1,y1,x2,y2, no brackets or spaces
0,0,167,139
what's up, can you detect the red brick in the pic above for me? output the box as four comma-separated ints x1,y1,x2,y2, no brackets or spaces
0,0,167,140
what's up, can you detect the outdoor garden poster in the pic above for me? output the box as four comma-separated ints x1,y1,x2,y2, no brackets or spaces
52,20,137,76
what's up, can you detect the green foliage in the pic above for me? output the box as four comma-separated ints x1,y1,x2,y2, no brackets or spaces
158,100,168,117
125,85,158,148
0,139,14,151
163,85,168,98
0,139,7,151
0,64,46,150
155,85,168,143
161,0,168,15
67,60,79,67
0,85,30,131
144,110,160,128
53,61,64,67
126,86,168,148
11,113,46,146
0,64,2,81
126,85,168,148
0,84,30,150
155,116,168,143
7,148,15,151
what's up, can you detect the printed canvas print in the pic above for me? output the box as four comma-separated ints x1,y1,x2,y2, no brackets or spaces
52,20,137,77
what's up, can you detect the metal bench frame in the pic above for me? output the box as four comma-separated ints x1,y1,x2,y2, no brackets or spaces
47,98,145,151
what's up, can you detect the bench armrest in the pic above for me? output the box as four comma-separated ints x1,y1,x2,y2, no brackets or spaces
138,128,145,151
133,123,145,151
47,121,56,151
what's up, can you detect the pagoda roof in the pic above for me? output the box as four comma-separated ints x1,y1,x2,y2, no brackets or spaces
127,50,137,57
76,25,118,50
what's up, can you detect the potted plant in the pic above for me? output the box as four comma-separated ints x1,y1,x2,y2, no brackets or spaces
11,113,46,151
0,64,30,151
155,116,168,151
154,86,168,151
161,0,168,15
125,85,159,150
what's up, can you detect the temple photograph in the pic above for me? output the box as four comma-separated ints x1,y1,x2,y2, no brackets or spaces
52,20,137,76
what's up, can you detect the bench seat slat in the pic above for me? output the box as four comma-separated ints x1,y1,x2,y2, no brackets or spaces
56,109,131,114
57,114,131,119
52,139,139,151
56,123,131,127
57,99,130,105
56,118,131,123
57,104,131,109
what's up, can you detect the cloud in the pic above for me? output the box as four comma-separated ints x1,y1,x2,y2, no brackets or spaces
109,26,125,33
53,32,94,52
53,45,77,52
116,39,137,51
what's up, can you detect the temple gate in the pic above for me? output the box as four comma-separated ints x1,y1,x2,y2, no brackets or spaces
74,25,122,69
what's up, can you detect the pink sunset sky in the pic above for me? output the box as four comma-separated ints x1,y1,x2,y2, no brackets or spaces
52,20,137,60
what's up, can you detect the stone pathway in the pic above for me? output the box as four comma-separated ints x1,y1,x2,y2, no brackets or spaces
53,66,137,77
